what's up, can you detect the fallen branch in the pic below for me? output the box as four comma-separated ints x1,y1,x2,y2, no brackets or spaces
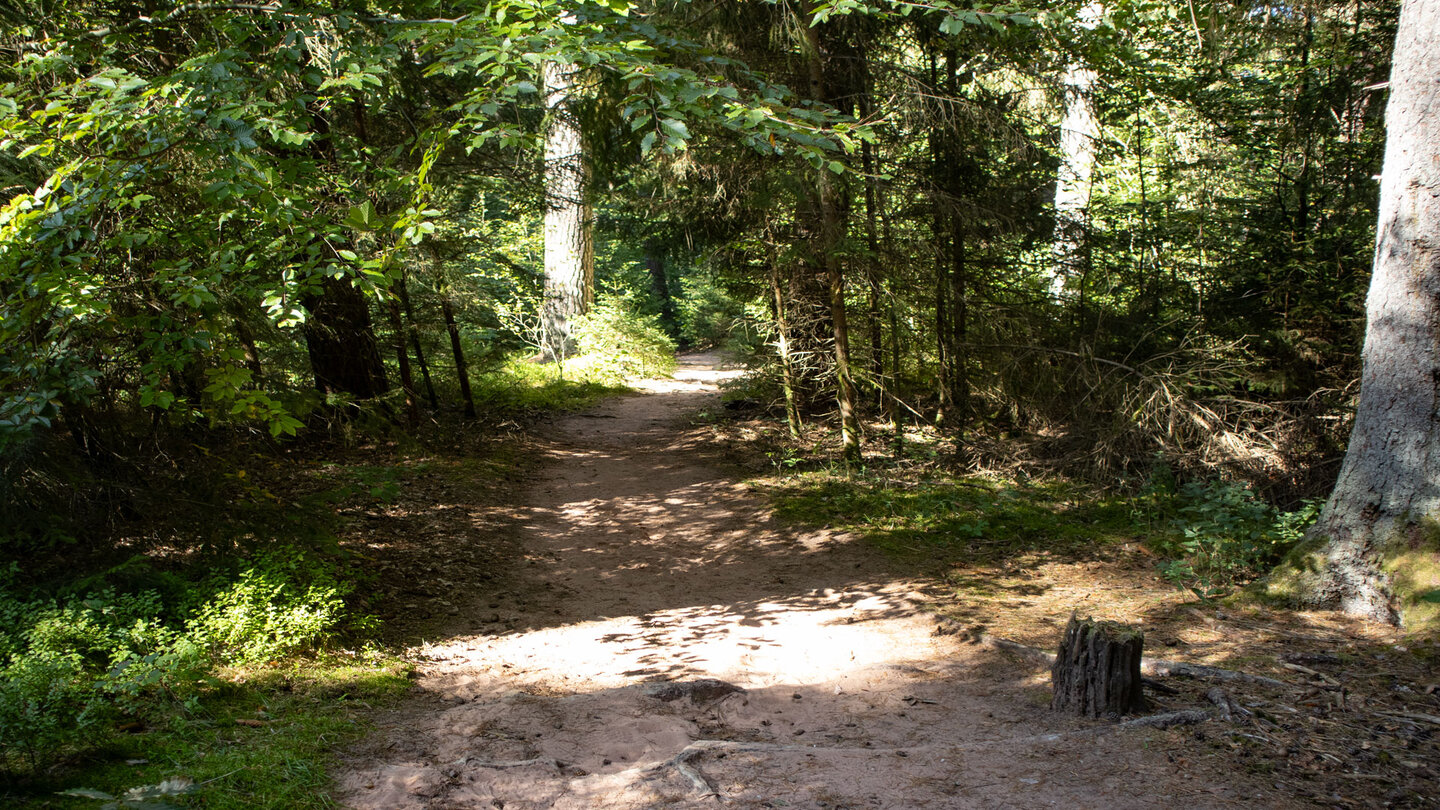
979,634,1288,689
1205,687,1252,724
1141,658,1288,689
980,634,1056,666
1117,709,1212,730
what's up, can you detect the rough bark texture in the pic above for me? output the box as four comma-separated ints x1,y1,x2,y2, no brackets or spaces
1051,616,1146,719
1048,1,1103,301
302,277,389,400
1279,0,1440,626
540,43,593,363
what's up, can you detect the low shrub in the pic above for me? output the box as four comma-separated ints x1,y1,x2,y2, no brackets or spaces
188,551,353,666
0,548,362,776
572,297,677,381
1151,480,1321,600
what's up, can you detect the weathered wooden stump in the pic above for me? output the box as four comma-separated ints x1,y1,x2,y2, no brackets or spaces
1051,615,1147,718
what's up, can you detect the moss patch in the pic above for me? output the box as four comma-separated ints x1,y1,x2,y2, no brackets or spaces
1385,519,1440,635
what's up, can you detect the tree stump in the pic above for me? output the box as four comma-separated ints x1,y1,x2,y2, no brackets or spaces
1051,615,1146,718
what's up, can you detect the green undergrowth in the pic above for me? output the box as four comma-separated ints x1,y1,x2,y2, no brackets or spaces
0,544,409,803
1,336,643,805
756,460,1319,601
470,356,631,417
760,471,1137,565
12,658,412,809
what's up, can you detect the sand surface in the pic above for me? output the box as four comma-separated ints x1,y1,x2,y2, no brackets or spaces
334,353,1293,809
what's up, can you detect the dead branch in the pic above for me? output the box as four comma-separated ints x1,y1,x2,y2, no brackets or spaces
979,634,1289,689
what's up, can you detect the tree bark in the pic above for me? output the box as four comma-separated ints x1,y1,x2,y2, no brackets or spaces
386,292,419,427
302,277,389,400
1282,0,1440,626
1051,616,1146,718
803,12,860,461
540,35,594,363
644,242,677,330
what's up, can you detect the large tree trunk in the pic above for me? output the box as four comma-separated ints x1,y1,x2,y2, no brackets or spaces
1048,1,1103,302
540,38,594,363
302,277,389,400
1273,0,1440,626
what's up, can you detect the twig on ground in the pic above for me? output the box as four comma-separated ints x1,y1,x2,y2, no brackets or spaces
1206,687,1252,723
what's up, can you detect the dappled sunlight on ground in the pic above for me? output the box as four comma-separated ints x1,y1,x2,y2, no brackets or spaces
334,354,1308,809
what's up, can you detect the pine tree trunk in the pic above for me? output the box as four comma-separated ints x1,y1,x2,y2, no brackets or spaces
441,296,476,419
1051,616,1146,718
1281,0,1440,626
540,40,593,363
803,14,860,461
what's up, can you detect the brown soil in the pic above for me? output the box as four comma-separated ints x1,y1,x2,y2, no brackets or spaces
331,354,1392,809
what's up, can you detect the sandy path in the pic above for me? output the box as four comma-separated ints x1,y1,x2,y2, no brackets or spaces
335,354,1284,809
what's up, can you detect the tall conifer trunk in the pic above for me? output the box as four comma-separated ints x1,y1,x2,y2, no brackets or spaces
803,10,860,460
1277,0,1440,626
540,29,593,362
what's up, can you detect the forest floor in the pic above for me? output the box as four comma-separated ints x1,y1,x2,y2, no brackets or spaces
332,353,1437,809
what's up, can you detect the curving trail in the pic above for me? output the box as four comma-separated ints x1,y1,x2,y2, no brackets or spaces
335,354,1290,809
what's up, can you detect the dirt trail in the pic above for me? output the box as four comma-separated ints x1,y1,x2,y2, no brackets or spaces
336,354,1287,809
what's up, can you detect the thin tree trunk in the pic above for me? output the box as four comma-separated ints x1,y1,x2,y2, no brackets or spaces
398,276,439,410
644,241,676,329
540,31,593,363
441,296,476,419
1279,0,1440,626
387,293,419,427
430,247,477,419
770,259,803,439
